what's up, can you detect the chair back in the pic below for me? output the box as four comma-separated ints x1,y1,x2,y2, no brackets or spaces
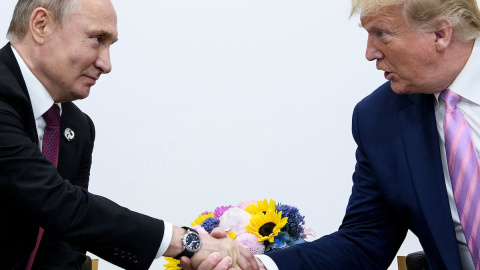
81,256,99,270
398,252,430,270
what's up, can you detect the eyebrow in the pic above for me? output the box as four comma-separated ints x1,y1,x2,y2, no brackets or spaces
361,24,386,33
94,30,119,44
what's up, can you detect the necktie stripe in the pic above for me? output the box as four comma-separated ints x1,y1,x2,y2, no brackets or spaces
449,120,470,164
453,141,475,202
470,204,480,245
461,165,479,230
447,120,469,176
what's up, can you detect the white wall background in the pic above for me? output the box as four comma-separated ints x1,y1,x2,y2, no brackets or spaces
0,0,424,269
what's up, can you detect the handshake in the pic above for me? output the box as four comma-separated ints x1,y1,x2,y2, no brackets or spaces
162,199,313,270
165,226,266,270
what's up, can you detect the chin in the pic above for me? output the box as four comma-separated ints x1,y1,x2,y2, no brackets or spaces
390,86,407,95
72,88,91,101
390,82,412,95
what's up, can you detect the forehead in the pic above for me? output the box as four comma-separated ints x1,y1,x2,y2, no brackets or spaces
360,5,404,29
67,0,118,39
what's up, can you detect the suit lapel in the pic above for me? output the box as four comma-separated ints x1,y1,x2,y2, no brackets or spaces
399,94,462,268
58,102,80,181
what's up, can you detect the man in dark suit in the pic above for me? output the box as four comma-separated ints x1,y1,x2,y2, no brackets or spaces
184,0,480,269
0,0,258,269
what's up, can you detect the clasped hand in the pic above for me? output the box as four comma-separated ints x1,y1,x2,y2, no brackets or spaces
181,228,259,270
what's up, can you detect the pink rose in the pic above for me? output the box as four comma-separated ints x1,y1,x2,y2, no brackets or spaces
236,200,256,210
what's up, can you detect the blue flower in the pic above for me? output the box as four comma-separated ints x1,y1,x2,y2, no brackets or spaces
268,232,294,252
202,217,220,233
294,237,306,245
276,204,305,236
273,237,287,249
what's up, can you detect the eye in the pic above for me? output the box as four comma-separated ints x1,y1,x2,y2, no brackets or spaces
376,30,387,37
374,30,392,43
90,36,106,47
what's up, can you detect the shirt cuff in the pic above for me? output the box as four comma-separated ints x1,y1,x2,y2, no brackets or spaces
255,254,279,270
156,222,173,258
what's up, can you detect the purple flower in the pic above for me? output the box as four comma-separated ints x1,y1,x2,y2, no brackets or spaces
214,205,233,218
201,217,220,233
276,204,305,236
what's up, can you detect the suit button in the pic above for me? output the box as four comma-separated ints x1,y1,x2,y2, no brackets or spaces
132,255,138,263
113,248,119,256
120,250,125,259
127,253,132,260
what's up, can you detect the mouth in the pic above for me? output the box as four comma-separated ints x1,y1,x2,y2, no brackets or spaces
83,75,99,85
384,71,393,80
377,63,393,80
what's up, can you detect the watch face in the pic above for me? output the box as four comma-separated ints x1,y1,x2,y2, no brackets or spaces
184,232,201,252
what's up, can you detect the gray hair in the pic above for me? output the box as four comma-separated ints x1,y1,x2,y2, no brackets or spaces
7,0,81,43
351,0,480,41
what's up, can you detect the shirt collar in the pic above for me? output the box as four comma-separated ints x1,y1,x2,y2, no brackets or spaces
10,45,61,119
434,37,480,107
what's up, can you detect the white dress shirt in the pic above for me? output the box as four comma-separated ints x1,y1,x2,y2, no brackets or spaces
10,45,173,260
257,38,480,270
11,46,60,150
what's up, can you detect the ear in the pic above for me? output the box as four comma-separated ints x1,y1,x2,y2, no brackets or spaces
433,19,453,52
29,8,55,45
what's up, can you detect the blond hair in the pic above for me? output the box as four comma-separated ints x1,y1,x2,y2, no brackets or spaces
351,0,480,41
7,0,81,43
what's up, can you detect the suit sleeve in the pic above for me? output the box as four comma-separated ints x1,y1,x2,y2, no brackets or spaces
0,96,164,269
265,104,408,269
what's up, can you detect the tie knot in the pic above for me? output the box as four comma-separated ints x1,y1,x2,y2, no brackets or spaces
43,104,60,126
440,89,460,107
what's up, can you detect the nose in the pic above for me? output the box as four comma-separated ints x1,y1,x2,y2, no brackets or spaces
365,35,384,61
94,47,112,74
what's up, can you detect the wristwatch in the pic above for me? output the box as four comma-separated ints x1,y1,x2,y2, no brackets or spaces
173,226,202,259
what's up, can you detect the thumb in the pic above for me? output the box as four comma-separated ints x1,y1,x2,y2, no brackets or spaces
210,227,228,239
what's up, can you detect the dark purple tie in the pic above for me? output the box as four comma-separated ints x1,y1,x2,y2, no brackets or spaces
25,104,60,270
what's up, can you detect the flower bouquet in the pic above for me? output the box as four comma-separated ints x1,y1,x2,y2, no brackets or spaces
164,199,315,269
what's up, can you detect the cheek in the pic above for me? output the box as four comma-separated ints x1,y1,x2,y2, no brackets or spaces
68,45,98,67
394,51,429,77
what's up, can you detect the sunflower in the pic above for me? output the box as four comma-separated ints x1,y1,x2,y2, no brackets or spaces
163,257,182,270
191,213,214,227
245,199,276,215
246,209,288,242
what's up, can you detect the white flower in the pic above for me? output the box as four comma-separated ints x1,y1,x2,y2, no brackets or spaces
219,207,252,235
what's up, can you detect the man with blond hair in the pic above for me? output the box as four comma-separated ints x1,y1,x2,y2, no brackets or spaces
0,0,258,269
184,0,480,269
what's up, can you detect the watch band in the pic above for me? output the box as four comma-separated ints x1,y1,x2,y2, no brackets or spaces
173,227,199,260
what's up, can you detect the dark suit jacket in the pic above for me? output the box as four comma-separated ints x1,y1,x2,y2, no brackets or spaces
0,43,164,270
267,82,463,269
